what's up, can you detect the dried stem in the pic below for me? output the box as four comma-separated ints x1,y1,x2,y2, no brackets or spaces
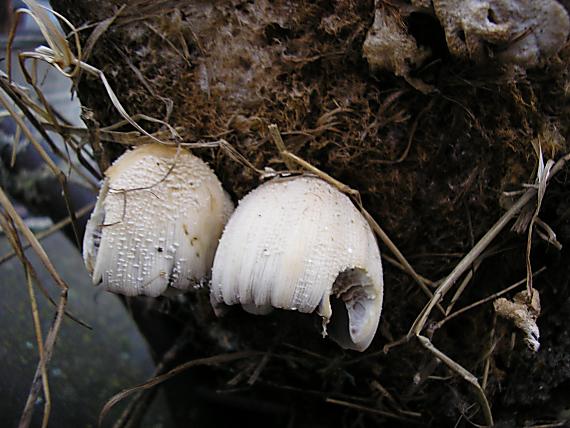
0,202,95,266
433,267,546,331
268,124,444,314
99,352,261,427
0,187,71,428
481,313,497,392
417,335,493,427
326,398,421,424
0,85,82,248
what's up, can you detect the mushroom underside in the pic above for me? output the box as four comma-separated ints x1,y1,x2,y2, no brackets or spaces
83,180,108,280
327,268,380,352
235,267,381,351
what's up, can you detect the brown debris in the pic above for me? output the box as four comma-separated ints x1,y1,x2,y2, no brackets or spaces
363,3,431,92
494,288,541,351
432,0,570,65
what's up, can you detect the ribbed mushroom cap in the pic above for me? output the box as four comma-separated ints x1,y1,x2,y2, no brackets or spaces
211,176,383,351
83,144,234,297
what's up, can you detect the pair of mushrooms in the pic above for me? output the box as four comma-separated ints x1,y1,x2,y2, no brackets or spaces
83,144,384,351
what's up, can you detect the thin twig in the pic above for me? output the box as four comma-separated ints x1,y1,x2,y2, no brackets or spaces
417,335,493,427
99,352,261,427
267,124,443,314
0,187,70,428
0,212,90,329
481,313,497,392
18,287,66,428
526,421,570,428
326,398,421,424
0,202,94,266
383,254,435,287
0,187,69,292
268,124,296,171
361,208,445,315
24,265,51,428
370,380,422,418
247,352,271,386
0,86,82,248
445,265,477,315
0,216,51,426
433,267,546,331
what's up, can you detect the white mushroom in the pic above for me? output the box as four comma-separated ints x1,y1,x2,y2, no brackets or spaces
210,176,384,351
83,144,234,297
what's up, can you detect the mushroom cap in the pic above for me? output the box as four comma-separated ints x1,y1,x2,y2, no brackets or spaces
211,176,383,351
83,144,234,297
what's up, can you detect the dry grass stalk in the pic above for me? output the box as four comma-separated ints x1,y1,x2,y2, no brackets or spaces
267,124,442,311
0,202,94,266
325,398,421,424
0,188,70,428
0,215,51,427
433,267,546,331
99,352,261,427
408,151,570,340
263,123,570,427
7,0,178,145
0,81,83,246
417,335,493,426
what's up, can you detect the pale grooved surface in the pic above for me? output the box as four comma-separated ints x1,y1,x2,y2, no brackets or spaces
211,176,384,349
83,144,233,297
